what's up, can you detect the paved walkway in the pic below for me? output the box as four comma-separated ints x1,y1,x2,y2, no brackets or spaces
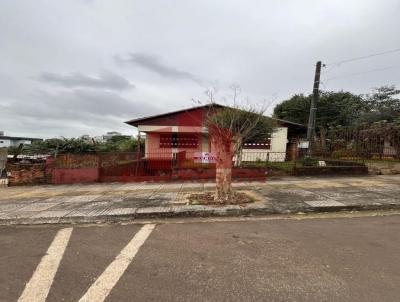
1,175,400,224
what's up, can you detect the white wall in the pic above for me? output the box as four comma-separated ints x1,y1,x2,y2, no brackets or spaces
271,127,288,152
0,139,32,148
0,139,11,148
384,139,397,156
241,127,288,162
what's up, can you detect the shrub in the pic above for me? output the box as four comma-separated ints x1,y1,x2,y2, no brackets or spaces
298,157,319,167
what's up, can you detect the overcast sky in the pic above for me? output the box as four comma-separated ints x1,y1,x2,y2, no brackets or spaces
1,0,400,138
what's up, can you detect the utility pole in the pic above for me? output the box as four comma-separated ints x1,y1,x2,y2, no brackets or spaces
306,61,322,155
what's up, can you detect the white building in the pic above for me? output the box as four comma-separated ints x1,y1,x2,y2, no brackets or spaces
240,127,288,162
102,131,132,142
0,131,42,148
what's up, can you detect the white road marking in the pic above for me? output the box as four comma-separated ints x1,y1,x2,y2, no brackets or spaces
79,224,156,302
18,227,73,302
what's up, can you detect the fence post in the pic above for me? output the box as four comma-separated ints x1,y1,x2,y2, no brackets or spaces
97,153,101,182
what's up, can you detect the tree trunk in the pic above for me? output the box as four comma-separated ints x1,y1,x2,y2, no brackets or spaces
215,166,232,201
234,145,243,167
215,146,233,202
211,133,234,203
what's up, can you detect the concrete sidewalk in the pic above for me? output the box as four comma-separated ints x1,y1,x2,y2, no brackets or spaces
1,175,400,225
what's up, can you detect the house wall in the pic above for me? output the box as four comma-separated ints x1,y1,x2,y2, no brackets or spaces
145,132,209,160
144,127,288,162
241,127,288,162
145,132,173,158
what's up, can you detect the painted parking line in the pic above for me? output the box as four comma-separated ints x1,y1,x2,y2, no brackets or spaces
18,227,73,302
79,224,156,302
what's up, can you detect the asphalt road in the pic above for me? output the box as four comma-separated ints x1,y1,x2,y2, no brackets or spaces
1,215,400,302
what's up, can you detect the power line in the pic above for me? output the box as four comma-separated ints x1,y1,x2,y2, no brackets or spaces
325,47,400,66
323,64,400,82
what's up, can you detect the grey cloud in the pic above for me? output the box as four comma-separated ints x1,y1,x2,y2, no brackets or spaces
22,89,151,119
0,88,156,137
116,53,203,84
36,71,134,91
2,0,400,138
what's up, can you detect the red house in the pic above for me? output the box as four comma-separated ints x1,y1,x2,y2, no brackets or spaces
125,104,306,166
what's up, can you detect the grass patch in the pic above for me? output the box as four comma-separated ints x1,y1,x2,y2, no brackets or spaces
241,160,296,172
365,159,400,164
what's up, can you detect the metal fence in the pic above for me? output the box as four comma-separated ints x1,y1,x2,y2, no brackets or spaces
44,150,273,182
313,126,400,160
49,150,283,181
239,151,287,162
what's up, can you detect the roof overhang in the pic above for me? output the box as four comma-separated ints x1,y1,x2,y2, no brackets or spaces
124,103,307,128
125,103,225,127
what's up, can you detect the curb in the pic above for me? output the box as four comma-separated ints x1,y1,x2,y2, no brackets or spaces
1,203,400,226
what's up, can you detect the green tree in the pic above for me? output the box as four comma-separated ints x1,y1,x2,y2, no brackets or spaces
273,94,311,125
273,91,366,128
57,138,97,153
7,139,63,155
7,136,143,155
273,91,367,147
97,137,140,152
359,85,400,125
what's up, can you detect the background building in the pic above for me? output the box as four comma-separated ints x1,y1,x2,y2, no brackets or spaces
0,131,42,148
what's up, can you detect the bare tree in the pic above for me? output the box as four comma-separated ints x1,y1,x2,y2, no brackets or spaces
205,87,275,202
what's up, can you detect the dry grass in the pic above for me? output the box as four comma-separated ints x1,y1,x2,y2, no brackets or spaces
187,191,255,206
